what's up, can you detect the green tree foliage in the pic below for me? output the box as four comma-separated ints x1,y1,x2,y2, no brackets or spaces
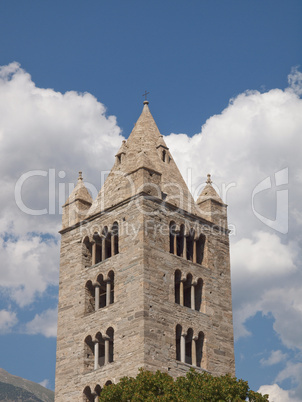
99,369,269,402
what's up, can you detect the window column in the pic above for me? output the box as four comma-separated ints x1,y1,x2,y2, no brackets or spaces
192,336,197,366
191,282,196,310
91,241,96,265
102,236,106,261
180,333,186,363
93,339,99,370
111,233,115,256
193,239,197,263
104,335,110,365
182,235,187,258
94,283,100,311
173,233,177,256
106,280,111,306
180,279,184,306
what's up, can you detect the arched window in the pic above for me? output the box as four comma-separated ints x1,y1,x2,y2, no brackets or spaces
175,324,182,361
102,227,111,259
106,327,114,363
108,271,115,305
94,384,102,397
83,386,94,402
95,332,105,368
196,234,206,265
177,224,184,257
184,274,192,308
92,232,102,264
105,380,112,386
169,221,176,254
85,281,95,314
174,270,181,304
96,274,106,309
186,229,194,261
162,149,166,162
84,336,94,373
195,278,203,311
185,328,193,365
112,222,119,255
83,237,92,267
196,331,205,368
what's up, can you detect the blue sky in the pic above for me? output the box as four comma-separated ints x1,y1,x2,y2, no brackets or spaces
0,1,301,400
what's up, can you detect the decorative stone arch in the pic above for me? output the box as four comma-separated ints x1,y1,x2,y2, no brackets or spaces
104,380,113,386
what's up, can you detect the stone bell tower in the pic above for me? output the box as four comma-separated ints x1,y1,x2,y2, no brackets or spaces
54,101,235,401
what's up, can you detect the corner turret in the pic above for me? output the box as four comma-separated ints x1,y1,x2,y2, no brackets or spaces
62,172,92,229
196,174,228,227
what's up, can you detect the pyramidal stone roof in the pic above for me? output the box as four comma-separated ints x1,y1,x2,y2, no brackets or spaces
196,174,225,205
64,172,93,207
88,101,198,215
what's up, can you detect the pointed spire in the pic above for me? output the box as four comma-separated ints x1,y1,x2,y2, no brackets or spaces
90,102,197,213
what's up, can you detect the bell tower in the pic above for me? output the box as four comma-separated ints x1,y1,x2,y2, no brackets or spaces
54,101,235,401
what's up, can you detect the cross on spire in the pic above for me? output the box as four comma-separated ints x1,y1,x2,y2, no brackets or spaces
206,173,212,184
142,90,149,104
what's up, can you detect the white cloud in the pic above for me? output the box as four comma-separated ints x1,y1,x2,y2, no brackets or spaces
39,379,50,389
0,62,122,237
287,67,302,96
275,361,302,386
260,350,288,366
25,308,57,337
0,235,59,307
0,62,301,395
0,310,18,334
0,62,123,309
259,357,302,400
166,70,302,353
258,384,300,402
